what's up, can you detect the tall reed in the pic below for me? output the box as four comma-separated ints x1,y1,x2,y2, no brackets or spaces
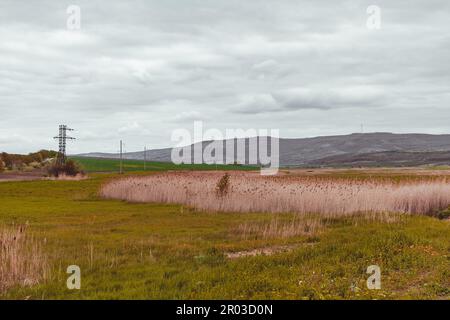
100,172,450,218
0,225,48,293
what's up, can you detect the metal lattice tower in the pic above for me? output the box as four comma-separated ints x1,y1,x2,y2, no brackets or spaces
53,125,75,164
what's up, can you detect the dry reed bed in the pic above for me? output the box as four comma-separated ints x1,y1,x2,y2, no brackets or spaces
0,225,48,293
100,172,450,218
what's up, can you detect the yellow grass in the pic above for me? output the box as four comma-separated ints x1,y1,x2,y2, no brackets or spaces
0,225,48,293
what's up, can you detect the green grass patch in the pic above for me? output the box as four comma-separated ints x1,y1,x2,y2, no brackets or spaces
70,156,259,173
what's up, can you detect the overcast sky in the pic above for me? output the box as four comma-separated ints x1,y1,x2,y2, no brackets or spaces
1,0,449,154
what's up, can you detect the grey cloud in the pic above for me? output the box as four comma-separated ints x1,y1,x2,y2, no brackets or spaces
0,0,449,153
235,86,386,113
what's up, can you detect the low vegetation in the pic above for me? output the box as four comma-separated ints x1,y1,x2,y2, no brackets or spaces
0,225,48,293
235,214,325,239
47,159,84,178
0,169,448,299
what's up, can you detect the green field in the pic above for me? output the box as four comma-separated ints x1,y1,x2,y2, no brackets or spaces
0,168,449,299
70,156,259,173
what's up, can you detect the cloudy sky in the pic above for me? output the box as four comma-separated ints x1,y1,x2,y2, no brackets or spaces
1,0,449,153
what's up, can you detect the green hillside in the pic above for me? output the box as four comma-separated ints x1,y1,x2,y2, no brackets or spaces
70,156,258,173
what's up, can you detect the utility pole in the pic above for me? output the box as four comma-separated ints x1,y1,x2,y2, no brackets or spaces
53,125,75,165
144,146,147,171
119,140,123,174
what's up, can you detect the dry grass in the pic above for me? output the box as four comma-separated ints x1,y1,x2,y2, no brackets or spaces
47,173,87,181
100,172,450,219
236,216,324,239
0,225,49,293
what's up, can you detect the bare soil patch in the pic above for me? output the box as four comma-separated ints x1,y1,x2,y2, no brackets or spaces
0,172,44,182
225,243,314,259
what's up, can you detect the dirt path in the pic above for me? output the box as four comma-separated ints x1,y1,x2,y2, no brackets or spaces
225,243,315,259
0,172,44,182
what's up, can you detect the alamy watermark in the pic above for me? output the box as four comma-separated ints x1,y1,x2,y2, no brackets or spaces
366,5,381,30
366,265,381,290
171,121,280,175
66,5,81,30
66,265,81,290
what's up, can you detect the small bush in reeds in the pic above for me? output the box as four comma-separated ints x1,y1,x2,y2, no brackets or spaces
0,225,48,293
215,173,230,198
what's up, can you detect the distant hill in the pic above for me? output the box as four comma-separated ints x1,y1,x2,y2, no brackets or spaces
309,150,450,167
75,132,450,167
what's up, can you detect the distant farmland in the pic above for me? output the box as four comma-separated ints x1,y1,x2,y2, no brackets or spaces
70,156,258,173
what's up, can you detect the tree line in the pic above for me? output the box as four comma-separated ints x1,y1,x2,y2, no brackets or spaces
0,150,58,172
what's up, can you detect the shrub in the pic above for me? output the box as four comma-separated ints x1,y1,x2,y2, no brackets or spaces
1,152,13,169
29,161,42,169
47,159,84,177
437,209,450,220
215,173,230,197
0,160,4,172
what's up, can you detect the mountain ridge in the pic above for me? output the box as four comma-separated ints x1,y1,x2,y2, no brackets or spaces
75,132,450,167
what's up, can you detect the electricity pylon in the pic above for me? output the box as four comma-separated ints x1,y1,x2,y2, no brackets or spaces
53,125,75,165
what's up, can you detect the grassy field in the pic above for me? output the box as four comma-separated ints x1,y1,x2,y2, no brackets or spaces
0,169,449,299
70,156,258,173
